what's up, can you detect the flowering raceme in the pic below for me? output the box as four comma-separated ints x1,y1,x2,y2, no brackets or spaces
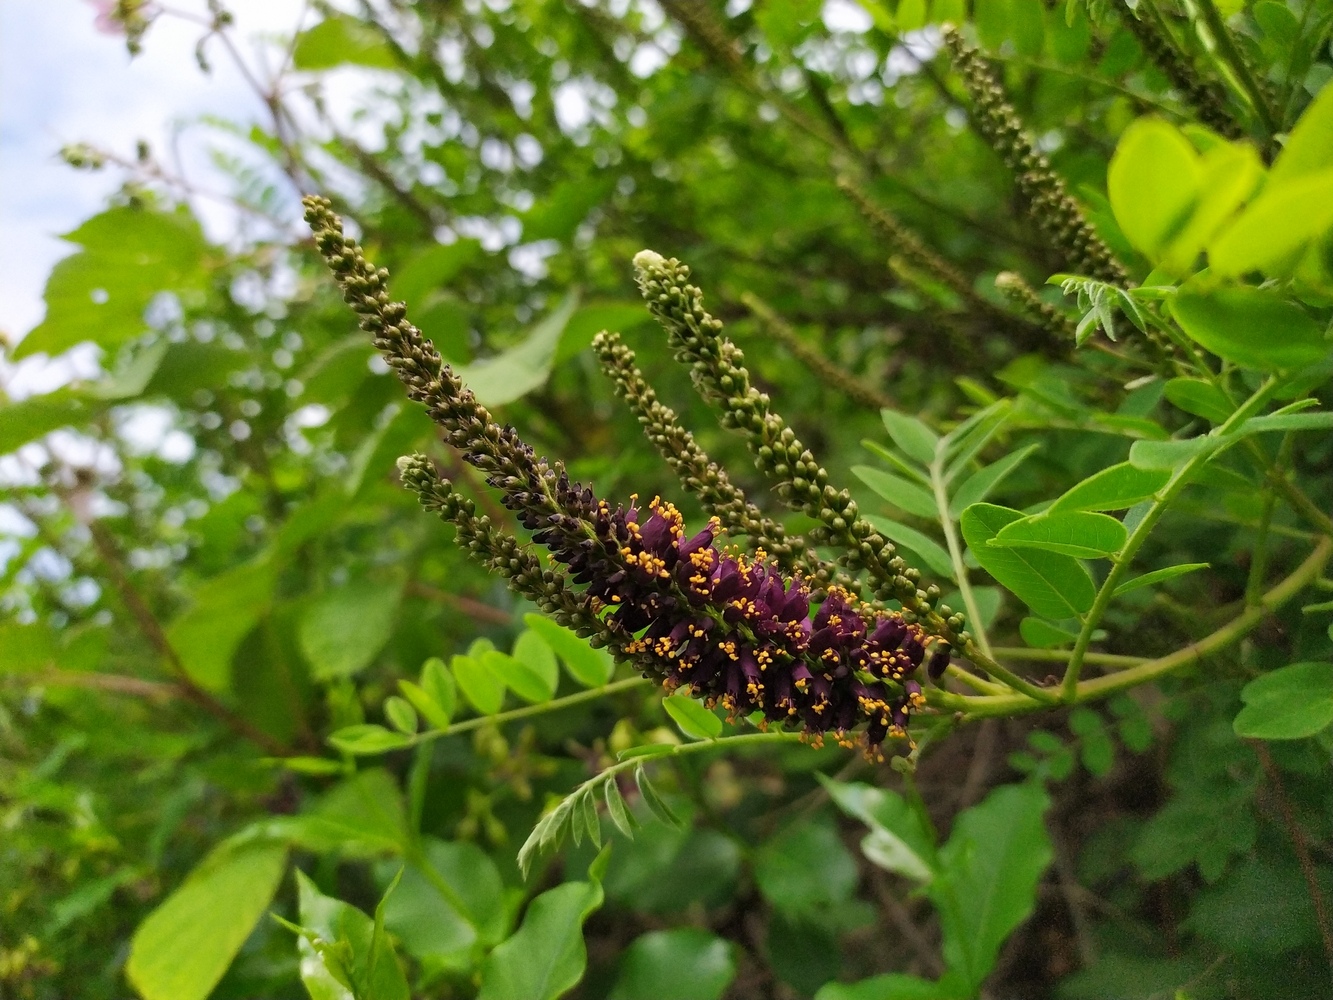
305,195,947,755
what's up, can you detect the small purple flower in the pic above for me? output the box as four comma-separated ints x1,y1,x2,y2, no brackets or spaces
533,493,937,755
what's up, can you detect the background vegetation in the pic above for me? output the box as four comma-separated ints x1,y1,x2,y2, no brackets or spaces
2,1,1332,998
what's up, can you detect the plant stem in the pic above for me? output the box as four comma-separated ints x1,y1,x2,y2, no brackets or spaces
931,449,992,659
932,534,1332,719
991,648,1146,669
1060,378,1280,701
1195,0,1279,136
412,677,653,745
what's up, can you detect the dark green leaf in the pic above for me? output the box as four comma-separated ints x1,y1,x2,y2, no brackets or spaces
948,444,1040,516
933,783,1053,992
299,577,404,681
1163,377,1234,423
608,929,737,1000
477,863,606,1000
852,465,939,519
1113,563,1209,596
820,776,936,883
754,818,860,918
1171,283,1329,371
1233,661,1333,739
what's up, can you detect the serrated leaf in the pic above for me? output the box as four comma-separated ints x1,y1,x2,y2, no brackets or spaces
662,693,723,740
851,466,938,519
1113,562,1209,596
865,515,956,582
635,765,683,828
1051,463,1170,512
960,504,1095,619
949,445,1040,516
881,410,939,466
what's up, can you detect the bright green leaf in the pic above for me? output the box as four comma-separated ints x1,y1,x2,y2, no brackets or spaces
484,649,553,705
127,843,287,1000
382,696,417,736
524,614,615,687
292,14,397,70
452,653,506,715
880,410,939,466
18,206,209,360
1051,463,1170,512
513,630,560,698
458,292,580,407
1269,80,1333,185
1108,118,1201,259
1209,169,1333,277
292,870,410,1000
329,724,413,756
662,693,723,740
960,504,1096,618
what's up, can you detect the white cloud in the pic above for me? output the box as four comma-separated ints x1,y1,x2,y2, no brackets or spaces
0,0,309,340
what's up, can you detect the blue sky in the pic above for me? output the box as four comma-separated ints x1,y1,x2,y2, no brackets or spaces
0,0,307,340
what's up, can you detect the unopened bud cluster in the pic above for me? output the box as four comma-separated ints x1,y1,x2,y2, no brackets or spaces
943,28,1128,287
307,197,952,753
630,250,969,650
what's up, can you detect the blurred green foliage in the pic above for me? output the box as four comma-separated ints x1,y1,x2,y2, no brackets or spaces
2,1,1333,998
